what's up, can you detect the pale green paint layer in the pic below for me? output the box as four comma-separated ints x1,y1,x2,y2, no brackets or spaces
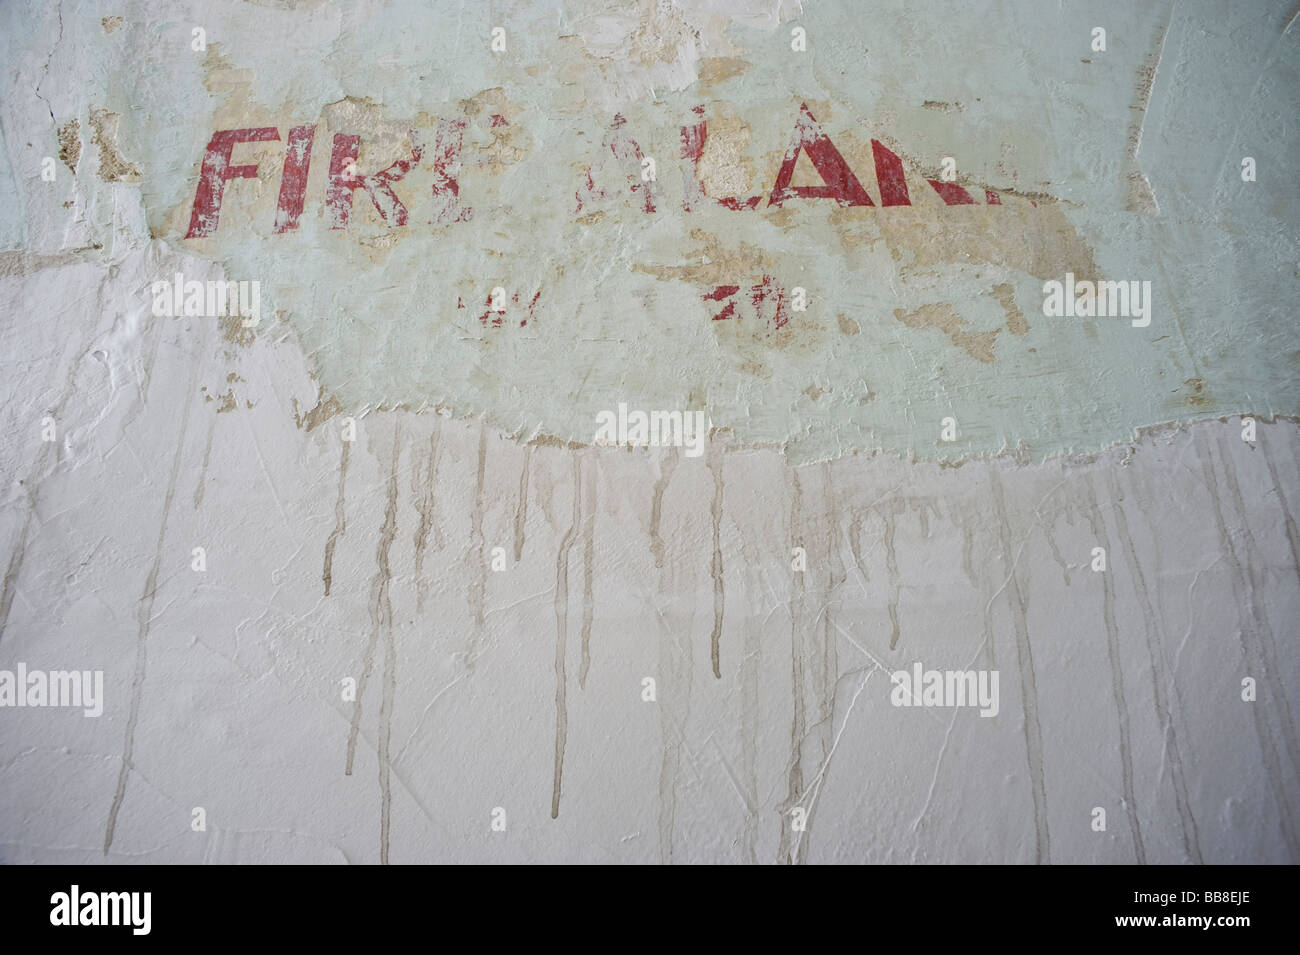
4,0,1298,462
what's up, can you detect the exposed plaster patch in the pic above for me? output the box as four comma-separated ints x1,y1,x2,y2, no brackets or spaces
1182,377,1210,408
893,303,1001,364
89,108,141,182
992,282,1028,336
563,0,790,108
696,109,758,198
697,56,750,87
633,228,779,285
295,392,343,431
876,202,1097,282
57,118,80,174
0,250,102,277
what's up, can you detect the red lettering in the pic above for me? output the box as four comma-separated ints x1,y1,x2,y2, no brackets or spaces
575,168,604,214
429,118,472,224
703,278,787,326
926,179,976,205
579,115,657,215
871,139,910,206
273,125,316,234
750,275,789,328
185,127,280,238
769,104,872,208
608,114,656,214
478,288,541,327
327,131,423,229
680,107,707,212
704,283,740,321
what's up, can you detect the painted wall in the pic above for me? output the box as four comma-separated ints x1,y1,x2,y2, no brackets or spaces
0,0,1297,863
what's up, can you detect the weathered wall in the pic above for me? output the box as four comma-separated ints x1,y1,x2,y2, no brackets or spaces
0,0,1297,863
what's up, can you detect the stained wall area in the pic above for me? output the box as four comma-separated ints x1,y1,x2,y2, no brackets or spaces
0,0,1297,863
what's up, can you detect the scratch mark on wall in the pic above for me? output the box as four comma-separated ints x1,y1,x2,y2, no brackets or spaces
0,465,45,644
105,346,202,854
1194,433,1300,854
322,440,349,597
1083,477,1147,864
1124,14,1171,216
514,445,532,562
1107,470,1202,863
345,424,400,793
33,0,64,127
779,467,808,865
1221,470,1300,788
649,451,678,569
551,454,581,818
738,533,762,864
375,426,400,865
883,498,902,650
708,451,725,679
792,666,872,863
412,424,442,612
192,413,217,508
579,458,596,689
990,471,1050,863
1262,442,1300,575
467,423,488,665
821,465,845,731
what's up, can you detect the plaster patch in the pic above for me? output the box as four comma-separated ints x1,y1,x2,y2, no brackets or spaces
894,303,1001,364
57,118,80,173
89,108,142,182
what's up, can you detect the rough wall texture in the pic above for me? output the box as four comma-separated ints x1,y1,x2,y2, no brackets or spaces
0,0,1297,863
